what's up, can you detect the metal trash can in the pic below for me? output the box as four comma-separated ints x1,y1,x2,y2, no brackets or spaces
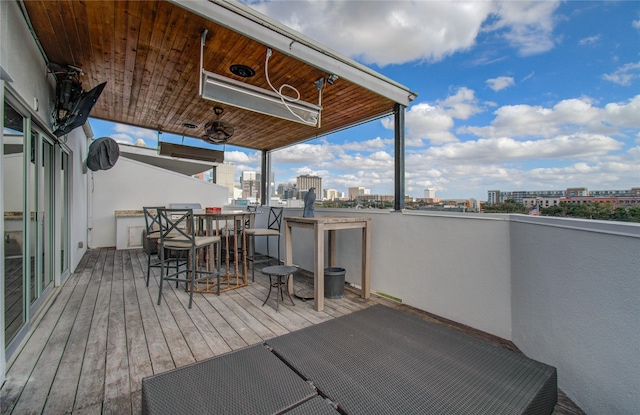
324,267,346,299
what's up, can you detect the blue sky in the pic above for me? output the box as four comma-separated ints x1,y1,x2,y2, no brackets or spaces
90,1,639,201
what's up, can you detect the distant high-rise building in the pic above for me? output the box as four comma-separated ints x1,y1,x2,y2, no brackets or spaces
240,171,261,200
348,187,369,200
212,162,235,198
277,183,298,200
296,174,322,200
424,188,436,199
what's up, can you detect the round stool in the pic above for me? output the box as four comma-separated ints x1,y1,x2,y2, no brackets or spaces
261,265,297,311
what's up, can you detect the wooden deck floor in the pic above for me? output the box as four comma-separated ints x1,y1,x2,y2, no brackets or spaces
1,248,584,415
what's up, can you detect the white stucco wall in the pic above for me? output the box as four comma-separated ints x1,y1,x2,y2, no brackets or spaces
1,1,55,130
510,216,640,415
89,157,229,248
282,209,514,339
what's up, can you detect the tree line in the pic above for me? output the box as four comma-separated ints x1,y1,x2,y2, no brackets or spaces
483,200,640,222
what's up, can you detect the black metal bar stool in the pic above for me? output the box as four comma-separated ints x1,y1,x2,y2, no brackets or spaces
261,265,297,311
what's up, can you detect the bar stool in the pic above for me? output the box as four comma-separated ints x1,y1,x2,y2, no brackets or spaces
261,265,297,311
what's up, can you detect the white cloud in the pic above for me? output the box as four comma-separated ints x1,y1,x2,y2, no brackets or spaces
461,95,640,139
383,87,483,145
106,124,158,145
224,150,258,164
578,35,600,46
340,137,391,151
633,20,640,30
483,1,560,56
486,76,515,91
246,0,560,66
271,142,336,165
113,124,157,140
603,62,640,86
110,133,136,145
421,134,622,164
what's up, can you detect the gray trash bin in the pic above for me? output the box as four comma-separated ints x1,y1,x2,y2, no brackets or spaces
324,267,346,299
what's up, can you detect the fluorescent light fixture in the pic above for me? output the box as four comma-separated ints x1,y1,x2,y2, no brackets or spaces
158,142,224,163
201,70,322,125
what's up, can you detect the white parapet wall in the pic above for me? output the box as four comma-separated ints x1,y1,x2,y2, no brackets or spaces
510,216,640,415
280,208,639,414
282,208,513,339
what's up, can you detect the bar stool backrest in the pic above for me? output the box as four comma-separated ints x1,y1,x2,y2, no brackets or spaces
267,207,283,232
157,208,195,247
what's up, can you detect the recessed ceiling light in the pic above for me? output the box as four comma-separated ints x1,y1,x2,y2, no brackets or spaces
230,64,255,78
182,123,198,129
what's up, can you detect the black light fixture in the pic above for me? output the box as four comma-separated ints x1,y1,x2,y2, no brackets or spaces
182,122,198,129
48,63,106,137
229,64,255,78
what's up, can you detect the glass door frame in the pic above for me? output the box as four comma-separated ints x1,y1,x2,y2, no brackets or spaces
3,88,67,357
29,129,56,315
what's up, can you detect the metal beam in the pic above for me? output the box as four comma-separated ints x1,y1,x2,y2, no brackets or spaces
260,150,268,206
394,103,405,211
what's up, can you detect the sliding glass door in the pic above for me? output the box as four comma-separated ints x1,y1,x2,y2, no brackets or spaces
3,102,27,346
3,96,66,352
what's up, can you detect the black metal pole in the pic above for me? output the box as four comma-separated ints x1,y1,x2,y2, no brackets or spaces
394,103,406,211
260,150,268,206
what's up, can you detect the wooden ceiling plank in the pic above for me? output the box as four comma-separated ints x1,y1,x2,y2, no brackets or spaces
111,1,129,123
83,1,110,119
25,1,64,65
128,1,166,125
151,34,188,122
137,2,186,129
70,1,103,95
60,0,86,67
120,0,142,119
40,2,73,66
99,1,116,120
127,1,157,117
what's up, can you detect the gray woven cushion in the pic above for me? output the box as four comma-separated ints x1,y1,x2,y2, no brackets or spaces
142,345,316,415
267,305,557,415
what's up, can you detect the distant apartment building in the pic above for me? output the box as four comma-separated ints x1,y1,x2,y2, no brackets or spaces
358,194,394,202
348,187,370,200
296,174,322,200
324,188,341,201
490,187,640,207
487,189,565,204
418,198,479,212
424,188,436,199
523,197,561,209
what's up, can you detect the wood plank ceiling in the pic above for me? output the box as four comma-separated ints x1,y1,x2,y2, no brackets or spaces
23,0,399,151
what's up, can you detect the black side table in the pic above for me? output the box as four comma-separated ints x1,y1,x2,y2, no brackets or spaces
261,265,297,311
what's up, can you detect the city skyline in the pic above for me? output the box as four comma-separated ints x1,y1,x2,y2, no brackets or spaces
89,1,639,201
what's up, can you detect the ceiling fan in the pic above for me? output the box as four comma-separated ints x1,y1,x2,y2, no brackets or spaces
202,107,234,144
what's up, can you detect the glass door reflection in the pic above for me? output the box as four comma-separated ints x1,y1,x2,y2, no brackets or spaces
3,101,26,346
